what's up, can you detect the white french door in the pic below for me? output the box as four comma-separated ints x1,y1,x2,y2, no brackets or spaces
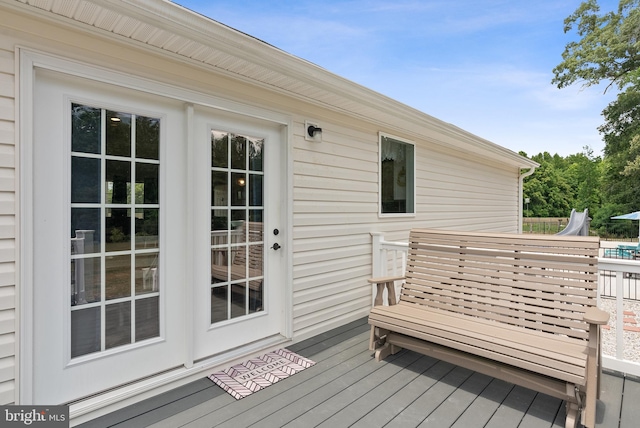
31,69,187,404
191,107,285,360
28,66,287,405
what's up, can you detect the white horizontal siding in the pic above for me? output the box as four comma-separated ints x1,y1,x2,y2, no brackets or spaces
291,119,379,340
0,309,14,335
0,42,15,405
0,6,526,409
0,357,14,383
0,216,15,240
0,336,14,406
0,73,13,98
0,97,14,122
0,121,13,147
290,118,521,340
0,285,14,310
0,379,14,405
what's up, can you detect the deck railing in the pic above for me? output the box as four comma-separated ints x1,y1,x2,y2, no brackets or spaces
370,233,407,306
598,257,640,376
371,232,640,377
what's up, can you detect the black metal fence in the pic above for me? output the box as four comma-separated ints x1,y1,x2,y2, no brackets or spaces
600,247,640,300
522,218,640,299
522,218,640,241
522,218,569,234
600,271,640,300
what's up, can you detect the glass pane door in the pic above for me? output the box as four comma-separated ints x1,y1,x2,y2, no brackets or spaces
32,69,185,404
70,103,161,358
210,130,264,324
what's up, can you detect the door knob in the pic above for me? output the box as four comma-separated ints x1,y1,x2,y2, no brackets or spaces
271,243,281,251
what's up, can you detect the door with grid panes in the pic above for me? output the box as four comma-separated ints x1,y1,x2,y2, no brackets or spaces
31,70,186,404
192,107,285,360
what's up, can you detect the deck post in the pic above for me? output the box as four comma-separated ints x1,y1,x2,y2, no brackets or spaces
616,270,624,359
371,232,384,278
371,232,384,306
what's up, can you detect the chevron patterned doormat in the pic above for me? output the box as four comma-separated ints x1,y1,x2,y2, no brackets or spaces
208,349,316,400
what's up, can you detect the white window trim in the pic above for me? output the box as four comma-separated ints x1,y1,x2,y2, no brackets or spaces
378,132,416,218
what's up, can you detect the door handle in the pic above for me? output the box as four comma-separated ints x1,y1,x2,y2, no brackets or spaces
271,243,281,251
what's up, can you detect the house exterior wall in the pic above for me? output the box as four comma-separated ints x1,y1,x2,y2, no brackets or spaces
0,3,524,411
290,119,519,340
0,33,17,405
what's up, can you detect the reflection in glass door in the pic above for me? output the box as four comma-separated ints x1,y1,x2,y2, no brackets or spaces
210,130,264,324
70,103,160,358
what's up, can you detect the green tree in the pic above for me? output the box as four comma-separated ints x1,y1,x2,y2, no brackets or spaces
564,146,602,211
523,152,575,217
552,0,640,210
591,202,637,237
521,147,604,223
552,0,640,91
599,78,640,209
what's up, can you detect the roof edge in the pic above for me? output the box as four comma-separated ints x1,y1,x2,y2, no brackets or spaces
9,0,536,168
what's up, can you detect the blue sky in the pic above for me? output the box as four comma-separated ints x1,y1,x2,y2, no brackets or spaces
174,0,621,157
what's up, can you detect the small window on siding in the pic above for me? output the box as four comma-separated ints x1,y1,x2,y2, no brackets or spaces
380,134,415,215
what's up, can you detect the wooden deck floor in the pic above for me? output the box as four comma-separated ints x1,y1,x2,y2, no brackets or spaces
79,318,639,428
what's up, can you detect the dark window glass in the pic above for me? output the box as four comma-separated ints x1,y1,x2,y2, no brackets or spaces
380,136,415,214
71,157,101,203
136,116,160,160
136,297,159,341
71,104,101,154
71,307,101,358
212,131,229,168
106,111,132,157
105,302,131,349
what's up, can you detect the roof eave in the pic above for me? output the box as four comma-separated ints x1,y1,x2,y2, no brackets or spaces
9,0,535,168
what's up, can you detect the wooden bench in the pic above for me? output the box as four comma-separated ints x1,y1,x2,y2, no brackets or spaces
368,229,608,428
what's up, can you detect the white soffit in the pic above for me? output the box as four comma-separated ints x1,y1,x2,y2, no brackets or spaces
9,0,536,169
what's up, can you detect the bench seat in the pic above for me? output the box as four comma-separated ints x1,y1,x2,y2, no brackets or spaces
368,229,608,428
371,302,588,387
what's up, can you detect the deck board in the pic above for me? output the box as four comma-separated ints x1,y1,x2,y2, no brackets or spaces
215,349,380,427
150,320,373,428
315,355,439,428
384,365,474,427
517,393,563,428
240,350,412,427
349,358,455,428
279,351,423,427
620,375,640,427
483,385,536,428
116,386,230,428
417,371,495,427
596,372,624,427
79,317,635,428
80,378,222,428
450,378,515,428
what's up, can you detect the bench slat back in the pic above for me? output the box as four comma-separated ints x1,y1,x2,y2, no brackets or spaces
232,221,264,269
402,229,600,340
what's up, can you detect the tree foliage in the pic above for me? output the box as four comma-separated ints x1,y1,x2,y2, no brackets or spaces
520,147,640,238
553,0,640,212
552,0,640,92
522,147,601,218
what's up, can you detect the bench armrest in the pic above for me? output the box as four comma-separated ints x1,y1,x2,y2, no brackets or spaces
368,276,405,306
583,307,609,325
